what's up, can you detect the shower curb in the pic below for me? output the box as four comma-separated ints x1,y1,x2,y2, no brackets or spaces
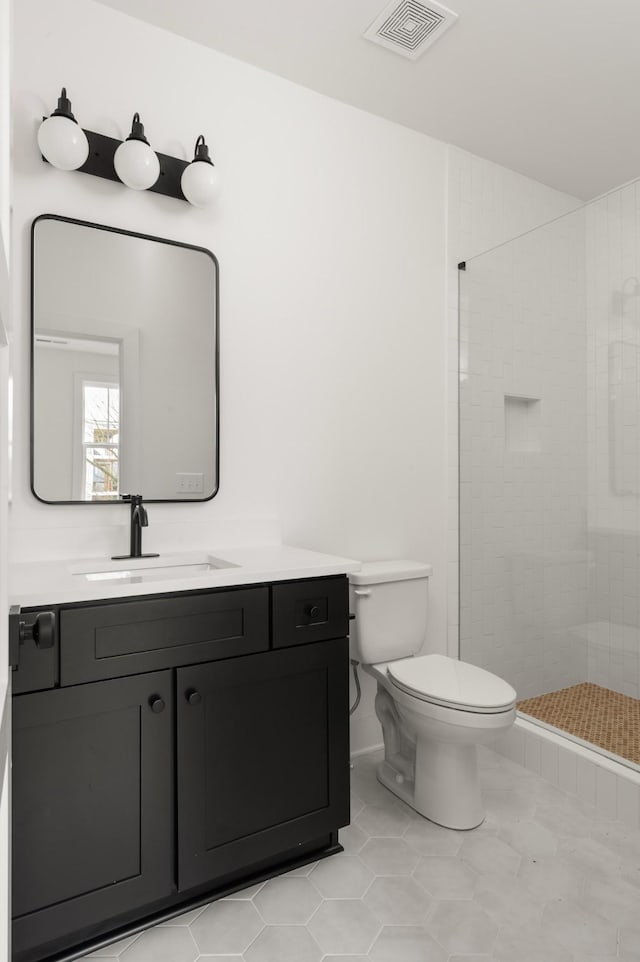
491,716,640,829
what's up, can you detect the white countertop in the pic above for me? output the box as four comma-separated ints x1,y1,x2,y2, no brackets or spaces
9,544,361,608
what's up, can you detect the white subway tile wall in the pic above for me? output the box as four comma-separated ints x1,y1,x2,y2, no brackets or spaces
452,168,640,826
585,182,640,699
455,176,640,704
458,207,589,699
446,147,579,662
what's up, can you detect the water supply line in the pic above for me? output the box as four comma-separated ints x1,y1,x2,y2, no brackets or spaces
350,659,361,715
348,610,360,715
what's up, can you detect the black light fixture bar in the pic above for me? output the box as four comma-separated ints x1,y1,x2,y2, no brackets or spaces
43,127,189,201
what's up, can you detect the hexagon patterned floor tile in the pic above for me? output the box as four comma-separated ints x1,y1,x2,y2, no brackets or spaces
368,924,447,962
118,926,198,962
243,924,322,962
426,899,498,955
355,801,411,837
363,875,432,926
253,876,321,924
78,746,640,962
413,854,479,900
189,899,263,955
307,898,381,955
309,853,374,898
359,836,421,876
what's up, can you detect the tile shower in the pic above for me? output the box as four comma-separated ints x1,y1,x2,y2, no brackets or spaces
459,177,640,773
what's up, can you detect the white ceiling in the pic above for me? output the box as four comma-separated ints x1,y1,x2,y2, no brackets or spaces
96,0,640,200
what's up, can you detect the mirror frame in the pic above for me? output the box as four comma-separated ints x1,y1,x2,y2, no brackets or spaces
30,214,220,504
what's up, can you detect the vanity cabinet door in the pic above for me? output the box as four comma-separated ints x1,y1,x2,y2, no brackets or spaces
177,637,350,891
12,671,174,962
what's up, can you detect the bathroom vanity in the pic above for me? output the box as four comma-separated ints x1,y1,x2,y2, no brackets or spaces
12,215,358,961
9,547,356,962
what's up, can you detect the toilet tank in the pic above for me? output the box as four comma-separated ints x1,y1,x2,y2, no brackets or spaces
349,561,432,665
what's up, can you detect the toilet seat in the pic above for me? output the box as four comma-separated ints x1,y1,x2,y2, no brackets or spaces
387,654,516,714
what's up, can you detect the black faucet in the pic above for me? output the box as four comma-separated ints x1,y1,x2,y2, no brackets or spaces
112,494,160,561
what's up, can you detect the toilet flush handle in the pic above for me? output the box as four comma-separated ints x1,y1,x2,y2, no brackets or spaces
353,588,371,597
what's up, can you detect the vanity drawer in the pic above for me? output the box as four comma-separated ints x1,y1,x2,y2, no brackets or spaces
271,577,349,648
60,587,269,685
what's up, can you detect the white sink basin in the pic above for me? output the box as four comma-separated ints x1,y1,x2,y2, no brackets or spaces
69,552,239,584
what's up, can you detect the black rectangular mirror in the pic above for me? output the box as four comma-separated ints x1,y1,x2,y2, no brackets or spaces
31,215,219,503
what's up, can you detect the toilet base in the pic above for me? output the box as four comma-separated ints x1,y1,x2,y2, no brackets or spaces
371,678,492,830
376,741,484,831
376,759,416,811
414,738,484,830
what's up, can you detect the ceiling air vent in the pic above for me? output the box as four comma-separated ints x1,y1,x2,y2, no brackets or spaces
364,0,458,60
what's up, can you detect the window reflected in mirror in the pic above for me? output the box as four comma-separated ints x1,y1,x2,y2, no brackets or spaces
81,379,120,500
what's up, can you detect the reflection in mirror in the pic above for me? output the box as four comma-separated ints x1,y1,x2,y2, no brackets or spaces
32,216,219,503
35,333,121,500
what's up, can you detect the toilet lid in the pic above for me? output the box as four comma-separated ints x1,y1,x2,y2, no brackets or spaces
387,654,516,712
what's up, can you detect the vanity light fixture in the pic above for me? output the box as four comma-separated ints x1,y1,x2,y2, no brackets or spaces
180,136,220,208
38,88,218,206
37,88,89,171
113,113,160,191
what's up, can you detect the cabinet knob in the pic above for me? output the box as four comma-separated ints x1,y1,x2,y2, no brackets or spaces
149,696,165,714
306,605,320,619
19,611,56,650
186,689,202,706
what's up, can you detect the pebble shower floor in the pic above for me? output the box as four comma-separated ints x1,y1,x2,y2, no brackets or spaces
518,683,640,768
83,747,640,961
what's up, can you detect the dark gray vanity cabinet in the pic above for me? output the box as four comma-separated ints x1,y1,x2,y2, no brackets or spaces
177,637,349,889
12,672,174,959
11,576,350,962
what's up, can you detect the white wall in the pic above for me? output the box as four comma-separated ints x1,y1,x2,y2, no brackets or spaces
11,0,447,754
0,0,10,954
9,2,595,768
0,0,9,256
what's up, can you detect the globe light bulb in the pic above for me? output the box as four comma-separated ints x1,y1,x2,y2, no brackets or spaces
37,88,89,171
181,135,219,208
113,113,160,191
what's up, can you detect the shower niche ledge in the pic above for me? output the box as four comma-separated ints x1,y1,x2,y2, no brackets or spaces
504,394,541,452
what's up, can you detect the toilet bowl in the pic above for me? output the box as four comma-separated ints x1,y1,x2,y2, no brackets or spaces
349,562,516,830
366,655,516,829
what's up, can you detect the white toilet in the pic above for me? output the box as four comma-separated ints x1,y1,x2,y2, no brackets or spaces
349,561,516,830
